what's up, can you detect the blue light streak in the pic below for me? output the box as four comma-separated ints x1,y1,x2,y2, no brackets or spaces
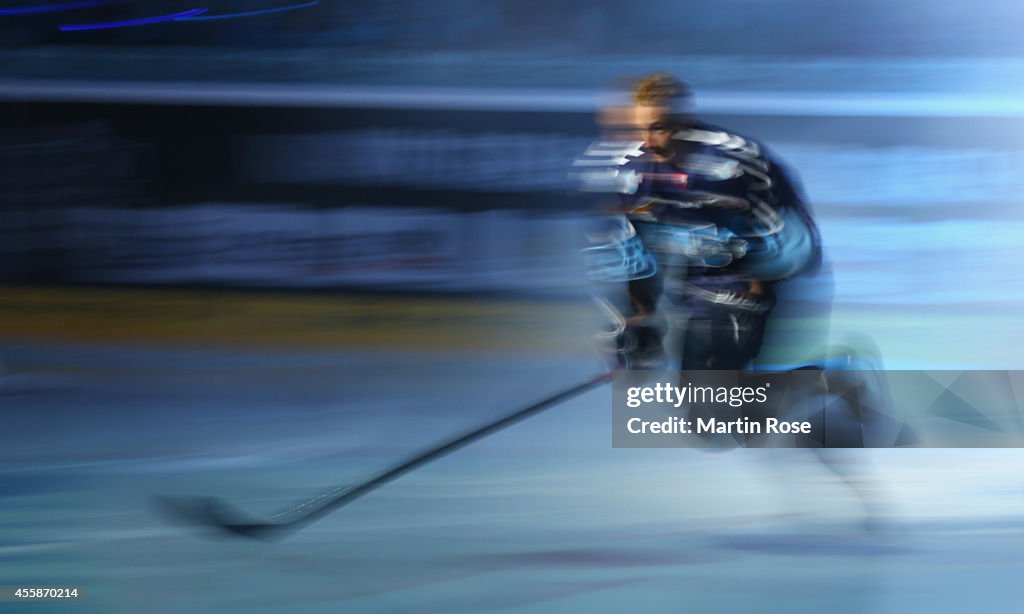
176,0,317,21
60,7,207,31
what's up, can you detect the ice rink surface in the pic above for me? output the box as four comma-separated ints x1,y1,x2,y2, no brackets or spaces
2,200,1024,613
4,334,1024,613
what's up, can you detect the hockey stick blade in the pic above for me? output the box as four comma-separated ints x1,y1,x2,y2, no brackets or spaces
159,370,617,540
153,495,293,541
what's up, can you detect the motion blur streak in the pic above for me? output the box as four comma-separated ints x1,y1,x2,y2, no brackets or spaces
176,1,319,22
59,7,207,31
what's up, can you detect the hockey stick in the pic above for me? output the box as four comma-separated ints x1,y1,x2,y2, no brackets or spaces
156,370,617,541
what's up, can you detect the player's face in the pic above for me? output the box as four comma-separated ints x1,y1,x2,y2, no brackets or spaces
633,104,675,162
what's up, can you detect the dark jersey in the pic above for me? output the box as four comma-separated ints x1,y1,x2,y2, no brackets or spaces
621,121,821,287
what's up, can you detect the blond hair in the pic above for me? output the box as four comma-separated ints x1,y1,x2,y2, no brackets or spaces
633,73,692,115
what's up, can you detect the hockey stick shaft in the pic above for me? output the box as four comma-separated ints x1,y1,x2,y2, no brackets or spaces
164,369,619,538
283,370,616,528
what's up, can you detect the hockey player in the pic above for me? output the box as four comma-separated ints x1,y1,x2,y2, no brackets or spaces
627,73,824,370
